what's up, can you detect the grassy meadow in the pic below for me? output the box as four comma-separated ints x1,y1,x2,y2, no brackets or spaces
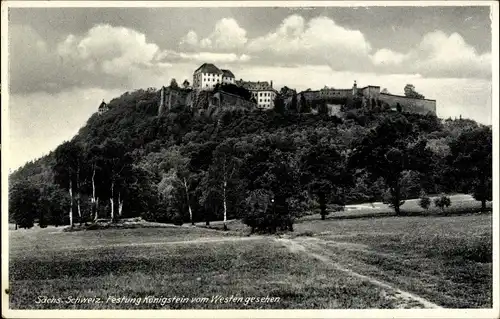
8,195,493,309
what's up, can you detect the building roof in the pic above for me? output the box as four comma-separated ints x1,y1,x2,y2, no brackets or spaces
221,69,235,78
194,63,223,74
236,80,274,91
98,100,108,109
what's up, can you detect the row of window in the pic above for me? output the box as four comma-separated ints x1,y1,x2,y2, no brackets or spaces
203,78,220,83
253,92,275,97
259,98,272,103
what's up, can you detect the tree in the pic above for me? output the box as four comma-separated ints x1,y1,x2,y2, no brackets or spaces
289,93,298,113
404,84,425,99
170,78,179,89
434,194,451,214
279,86,296,97
9,181,40,229
84,144,104,221
418,192,431,211
39,184,71,227
161,146,195,225
381,88,389,94
273,95,286,115
299,94,311,113
350,115,432,215
239,135,306,233
182,79,190,89
203,140,242,230
318,102,329,116
54,140,84,227
301,140,349,220
100,139,133,221
448,126,492,212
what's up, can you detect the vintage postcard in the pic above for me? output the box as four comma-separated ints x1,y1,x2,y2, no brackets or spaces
1,1,498,318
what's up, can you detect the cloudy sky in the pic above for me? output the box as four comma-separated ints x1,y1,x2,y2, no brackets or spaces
6,5,494,170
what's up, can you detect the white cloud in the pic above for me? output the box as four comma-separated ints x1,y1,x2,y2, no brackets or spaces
180,30,198,47
57,24,163,77
179,52,250,63
370,31,491,78
157,49,251,64
180,18,247,50
370,48,408,66
247,15,372,69
413,31,491,78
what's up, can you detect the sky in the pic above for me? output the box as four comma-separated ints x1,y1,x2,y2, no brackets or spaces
5,5,494,171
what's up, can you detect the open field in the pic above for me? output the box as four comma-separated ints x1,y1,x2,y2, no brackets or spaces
8,203,492,309
294,213,492,308
302,194,493,221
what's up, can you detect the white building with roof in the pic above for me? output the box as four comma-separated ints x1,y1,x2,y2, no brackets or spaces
236,80,277,109
193,63,235,90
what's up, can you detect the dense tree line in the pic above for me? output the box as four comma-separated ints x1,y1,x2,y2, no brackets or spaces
9,87,493,232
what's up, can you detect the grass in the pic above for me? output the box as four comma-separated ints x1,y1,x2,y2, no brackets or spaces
9,226,398,309
8,196,493,309
302,194,492,221
294,213,493,308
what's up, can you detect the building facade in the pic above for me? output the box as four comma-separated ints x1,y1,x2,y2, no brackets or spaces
193,63,235,90
236,80,277,109
221,69,236,85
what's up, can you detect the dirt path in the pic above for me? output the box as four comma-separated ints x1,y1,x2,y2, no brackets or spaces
276,237,443,309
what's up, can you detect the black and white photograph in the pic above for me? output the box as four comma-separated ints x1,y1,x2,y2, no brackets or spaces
1,1,498,318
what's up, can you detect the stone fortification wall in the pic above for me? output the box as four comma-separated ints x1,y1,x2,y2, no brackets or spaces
211,91,256,110
378,93,436,115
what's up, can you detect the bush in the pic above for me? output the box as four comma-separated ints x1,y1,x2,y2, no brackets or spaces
434,194,451,213
418,192,431,210
242,189,294,234
171,213,184,226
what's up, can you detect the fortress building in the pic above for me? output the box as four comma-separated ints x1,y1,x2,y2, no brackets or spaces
236,80,278,109
192,63,278,110
193,63,235,91
296,81,436,115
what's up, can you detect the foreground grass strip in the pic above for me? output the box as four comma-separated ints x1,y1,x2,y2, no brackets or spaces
275,237,442,309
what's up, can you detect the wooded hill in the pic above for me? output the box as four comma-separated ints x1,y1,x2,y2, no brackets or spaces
9,86,492,232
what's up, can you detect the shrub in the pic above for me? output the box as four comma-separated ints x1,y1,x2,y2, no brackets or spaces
434,194,451,213
418,192,431,211
171,213,184,226
242,189,294,234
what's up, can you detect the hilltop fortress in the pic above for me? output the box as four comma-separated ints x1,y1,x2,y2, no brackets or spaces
98,63,437,117
294,81,436,115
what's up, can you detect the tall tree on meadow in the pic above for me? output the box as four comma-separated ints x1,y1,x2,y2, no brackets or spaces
100,138,133,221
301,139,350,220
350,114,432,215
38,183,71,227
208,139,242,230
161,146,195,224
448,126,492,212
9,180,40,229
87,145,102,221
54,140,84,227
239,134,306,233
